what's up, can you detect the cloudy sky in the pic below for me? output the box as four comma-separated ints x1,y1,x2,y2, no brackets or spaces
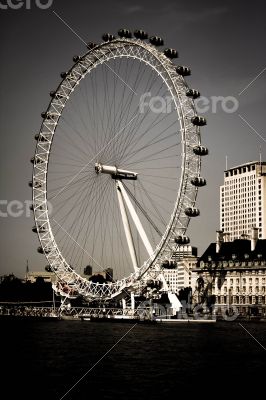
0,0,265,277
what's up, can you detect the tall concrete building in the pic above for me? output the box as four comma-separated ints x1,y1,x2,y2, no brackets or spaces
163,245,198,294
220,161,266,241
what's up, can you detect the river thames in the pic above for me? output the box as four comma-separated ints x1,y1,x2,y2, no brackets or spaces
1,320,265,399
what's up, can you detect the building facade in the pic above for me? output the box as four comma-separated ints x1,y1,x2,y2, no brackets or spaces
220,161,266,240
25,271,56,283
194,231,266,317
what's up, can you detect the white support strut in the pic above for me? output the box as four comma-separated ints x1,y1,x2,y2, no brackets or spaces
116,182,139,272
116,180,154,258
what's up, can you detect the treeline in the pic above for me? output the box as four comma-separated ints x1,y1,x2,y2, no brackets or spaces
0,274,53,302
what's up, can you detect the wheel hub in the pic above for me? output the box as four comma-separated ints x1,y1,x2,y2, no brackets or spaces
95,163,138,180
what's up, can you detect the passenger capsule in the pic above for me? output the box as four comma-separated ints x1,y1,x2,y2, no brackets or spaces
191,177,207,187
86,42,97,49
176,66,191,76
149,36,164,46
118,28,132,38
175,235,190,245
41,112,56,120
102,33,116,41
38,246,51,254
146,279,154,287
191,116,207,126
186,89,200,99
73,55,81,62
30,204,34,211
37,246,44,254
29,181,42,189
164,48,178,59
134,30,148,39
60,72,68,79
35,134,48,142
50,91,64,99
32,226,37,233
30,156,43,164
185,207,200,217
193,145,209,156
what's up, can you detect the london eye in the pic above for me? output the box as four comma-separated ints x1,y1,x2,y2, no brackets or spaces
30,28,208,305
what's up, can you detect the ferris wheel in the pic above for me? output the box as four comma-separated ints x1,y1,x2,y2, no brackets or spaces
30,28,208,302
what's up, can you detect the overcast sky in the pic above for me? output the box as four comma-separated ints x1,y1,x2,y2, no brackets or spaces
0,0,265,277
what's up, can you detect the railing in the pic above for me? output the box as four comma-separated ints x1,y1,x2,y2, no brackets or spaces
0,305,154,320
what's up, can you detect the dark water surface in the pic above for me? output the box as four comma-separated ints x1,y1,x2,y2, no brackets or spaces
1,320,265,399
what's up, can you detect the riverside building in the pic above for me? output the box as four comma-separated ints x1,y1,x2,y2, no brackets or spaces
194,228,266,317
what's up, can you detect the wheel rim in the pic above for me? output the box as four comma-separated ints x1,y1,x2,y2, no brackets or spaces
32,38,201,299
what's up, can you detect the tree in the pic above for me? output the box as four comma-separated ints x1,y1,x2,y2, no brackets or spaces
178,287,192,303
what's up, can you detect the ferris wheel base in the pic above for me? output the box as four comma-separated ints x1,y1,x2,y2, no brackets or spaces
168,292,182,313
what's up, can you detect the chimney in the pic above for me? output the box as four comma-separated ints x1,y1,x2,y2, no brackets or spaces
251,227,259,251
216,230,224,253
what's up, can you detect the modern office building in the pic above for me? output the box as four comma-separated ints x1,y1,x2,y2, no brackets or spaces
220,161,266,241
163,246,198,294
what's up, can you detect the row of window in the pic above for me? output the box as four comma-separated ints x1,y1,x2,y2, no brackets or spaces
216,295,266,304
221,278,266,284
225,165,256,177
221,286,265,293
